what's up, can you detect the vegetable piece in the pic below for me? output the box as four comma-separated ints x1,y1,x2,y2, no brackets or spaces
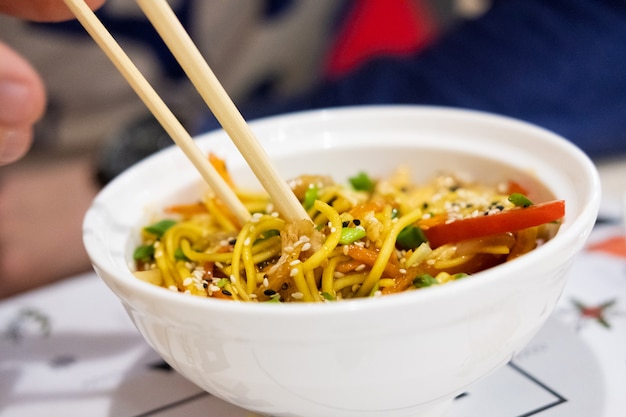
339,227,367,245
303,185,318,210
423,200,565,248
396,225,428,250
508,193,534,208
144,219,177,237
133,244,155,261
165,202,207,216
349,171,376,192
413,274,437,288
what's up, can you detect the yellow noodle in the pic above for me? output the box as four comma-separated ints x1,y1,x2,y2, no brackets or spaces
357,207,423,297
301,200,343,273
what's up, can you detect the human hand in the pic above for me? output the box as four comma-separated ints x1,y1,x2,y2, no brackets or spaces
0,0,105,165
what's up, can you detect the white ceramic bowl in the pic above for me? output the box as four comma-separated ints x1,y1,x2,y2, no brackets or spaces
83,106,600,417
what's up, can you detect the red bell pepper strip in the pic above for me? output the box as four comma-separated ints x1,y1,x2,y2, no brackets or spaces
422,200,565,248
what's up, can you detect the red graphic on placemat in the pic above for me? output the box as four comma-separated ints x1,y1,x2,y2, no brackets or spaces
587,236,626,258
572,299,617,329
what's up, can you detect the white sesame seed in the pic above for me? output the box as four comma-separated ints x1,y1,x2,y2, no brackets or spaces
290,268,298,277
263,277,269,288
354,264,366,272
289,259,301,266
183,277,193,286
399,268,407,274
168,285,178,292
209,284,220,292
334,271,345,278
230,274,237,283
244,237,251,246
342,245,349,255
192,270,204,279
291,292,304,300
301,242,311,251
215,262,224,268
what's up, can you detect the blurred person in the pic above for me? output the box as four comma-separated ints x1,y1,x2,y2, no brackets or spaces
202,0,626,159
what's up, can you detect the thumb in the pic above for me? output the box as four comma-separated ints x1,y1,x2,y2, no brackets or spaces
0,41,46,165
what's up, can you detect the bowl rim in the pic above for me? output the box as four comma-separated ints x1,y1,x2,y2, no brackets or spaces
83,104,601,317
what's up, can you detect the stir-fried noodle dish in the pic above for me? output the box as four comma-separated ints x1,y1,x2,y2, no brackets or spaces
132,154,565,303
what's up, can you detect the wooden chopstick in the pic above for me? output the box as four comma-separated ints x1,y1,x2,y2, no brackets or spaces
135,0,310,224
62,0,252,224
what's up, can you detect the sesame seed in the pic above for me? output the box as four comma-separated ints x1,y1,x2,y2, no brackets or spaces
168,285,178,292
354,264,366,272
290,268,298,277
399,268,407,274
291,292,304,300
289,259,301,266
209,284,220,292
183,277,193,287
264,289,277,296
221,289,232,296
301,242,311,251
353,219,361,226
230,274,237,283
244,237,251,246
263,277,269,287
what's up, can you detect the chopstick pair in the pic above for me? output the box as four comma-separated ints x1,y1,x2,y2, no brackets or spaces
63,0,309,224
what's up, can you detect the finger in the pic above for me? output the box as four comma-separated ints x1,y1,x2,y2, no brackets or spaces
0,0,106,22
0,42,45,165
0,127,33,165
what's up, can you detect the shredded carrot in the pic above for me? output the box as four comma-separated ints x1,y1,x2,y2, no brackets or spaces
165,202,208,217
348,200,386,219
209,153,235,188
335,260,364,274
344,244,399,277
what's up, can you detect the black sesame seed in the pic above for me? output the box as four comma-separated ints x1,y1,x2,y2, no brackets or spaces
422,203,429,209
228,238,237,245
353,219,361,226
221,289,232,296
496,205,504,211
342,221,350,228
281,282,289,290
264,289,277,296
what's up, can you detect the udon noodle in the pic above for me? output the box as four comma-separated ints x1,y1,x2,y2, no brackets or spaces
132,156,564,302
